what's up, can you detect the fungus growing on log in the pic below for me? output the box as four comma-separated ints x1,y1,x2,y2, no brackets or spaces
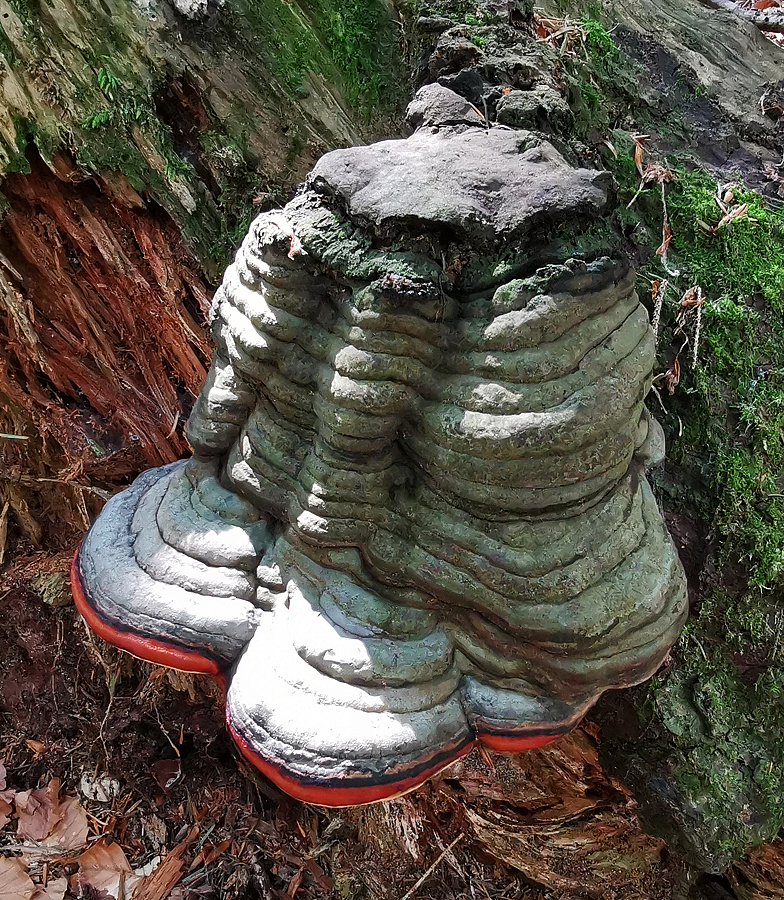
72,86,688,806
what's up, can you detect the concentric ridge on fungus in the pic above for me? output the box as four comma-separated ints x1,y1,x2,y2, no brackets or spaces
72,87,688,806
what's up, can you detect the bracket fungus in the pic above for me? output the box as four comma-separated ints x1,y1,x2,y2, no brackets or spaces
72,86,688,806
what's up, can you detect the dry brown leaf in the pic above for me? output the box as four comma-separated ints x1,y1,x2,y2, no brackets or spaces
717,203,749,229
656,219,673,257
0,500,9,566
0,790,14,829
0,856,36,900
663,358,681,395
74,838,143,900
641,162,674,185
44,795,89,851
305,858,333,893
150,758,180,792
26,741,46,760
32,876,68,900
0,761,12,829
633,141,644,176
285,867,305,899
679,286,705,310
16,780,59,842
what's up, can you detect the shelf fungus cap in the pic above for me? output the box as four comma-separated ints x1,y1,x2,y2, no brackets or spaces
72,107,687,806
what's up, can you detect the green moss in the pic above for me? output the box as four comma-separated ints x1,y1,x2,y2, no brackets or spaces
549,16,644,137
0,23,20,64
659,169,784,586
599,143,784,588
7,0,43,46
549,18,784,866
318,0,399,108
628,601,784,867
237,0,401,111
599,132,784,867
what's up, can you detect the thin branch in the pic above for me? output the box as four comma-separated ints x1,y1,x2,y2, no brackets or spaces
400,834,464,900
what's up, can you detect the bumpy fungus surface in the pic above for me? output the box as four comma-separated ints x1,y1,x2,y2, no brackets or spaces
72,87,688,806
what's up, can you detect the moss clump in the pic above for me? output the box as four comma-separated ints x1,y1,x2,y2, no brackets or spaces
623,595,784,870
556,17,645,137
657,169,784,586
598,136,784,870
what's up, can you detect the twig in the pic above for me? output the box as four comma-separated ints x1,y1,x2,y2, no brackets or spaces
400,834,464,900
658,183,680,277
692,288,704,367
651,279,668,338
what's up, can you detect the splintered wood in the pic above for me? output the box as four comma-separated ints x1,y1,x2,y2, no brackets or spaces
0,150,212,544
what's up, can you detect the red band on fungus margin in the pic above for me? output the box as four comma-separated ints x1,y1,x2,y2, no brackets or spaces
73,550,571,804
476,731,560,752
71,552,222,677
228,719,474,807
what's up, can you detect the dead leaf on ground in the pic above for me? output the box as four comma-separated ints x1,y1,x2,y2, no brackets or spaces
285,866,304,899
33,876,68,900
0,760,14,829
45,795,89,851
305,858,333,892
0,791,15,829
26,740,46,761
16,780,59,842
14,778,89,851
0,856,36,900
150,758,181,792
0,500,9,566
74,838,143,900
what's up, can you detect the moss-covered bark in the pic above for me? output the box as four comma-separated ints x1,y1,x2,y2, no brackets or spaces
525,0,784,873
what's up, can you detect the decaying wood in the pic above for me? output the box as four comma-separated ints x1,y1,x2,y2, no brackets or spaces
0,149,212,547
0,0,391,546
338,726,682,899
699,0,784,34
588,0,784,129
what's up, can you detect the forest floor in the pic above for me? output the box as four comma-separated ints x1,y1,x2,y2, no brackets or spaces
1,542,781,900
